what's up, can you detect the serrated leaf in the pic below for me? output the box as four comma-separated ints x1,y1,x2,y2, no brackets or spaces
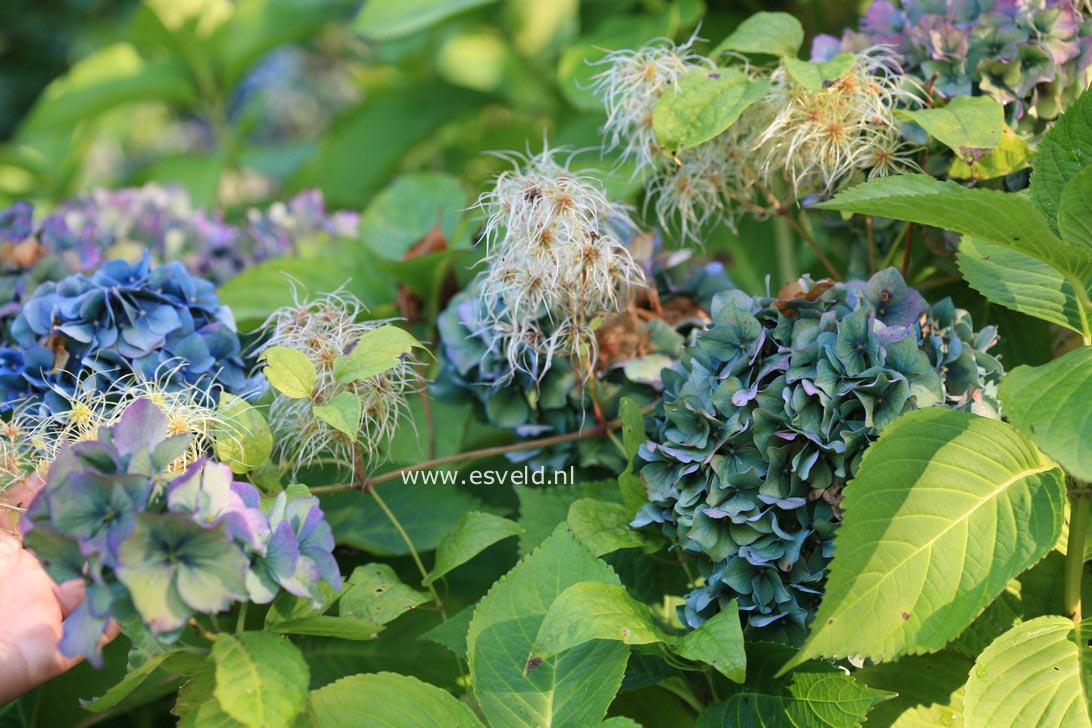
1060,164,1092,252
214,393,273,474
212,633,309,728
713,12,803,58
567,498,654,556
899,96,1004,164
516,481,621,556
267,616,383,641
467,527,629,728
675,601,746,683
1031,87,1092,231
783,408,1066,673
617,397,648,517
653,68,769,152
83,649,209,714
700,643,893,727
424,511,523,585
964,616,1092,727
260,347,316,399
340,563,430,625
312,391,362,438
852,652,971,728
957,236,1090,336
816,174,1092,281
949,125,1033,180
530,582,674,662
172,665,217,721
353,0,495,41
419,603,476,660
310,672,485,727
333,325,423,384
1000,347,1092,482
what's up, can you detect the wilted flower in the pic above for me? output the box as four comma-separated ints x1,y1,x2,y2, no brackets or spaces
474,148,647,380
633,268,1003,642
257,290,417,476
20,398,340,666
435,244,733,471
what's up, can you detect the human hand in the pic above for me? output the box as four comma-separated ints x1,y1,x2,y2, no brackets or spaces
0,477,120,705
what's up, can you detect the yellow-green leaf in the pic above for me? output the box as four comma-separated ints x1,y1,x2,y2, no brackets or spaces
260,347,316,399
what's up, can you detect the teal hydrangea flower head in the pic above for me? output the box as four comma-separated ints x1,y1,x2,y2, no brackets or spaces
20,398,340,666
633,268,1003,643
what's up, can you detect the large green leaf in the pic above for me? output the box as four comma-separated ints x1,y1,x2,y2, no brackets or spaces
467,527,629,728
516,481,621,556
83,649,209,714
23,43,195,131
1000,347,1092,482
700,644,893,727
267,616,383,641
852,652,972,728
353,0,495,41
1031,87,1092,231
424,511,524,585
211,633,309,728
963,616,1092,727
617,396,648,516
816,175,1092,281
712,12,803,58
358,173,469,259
1059,165,1092,252
567,498,654,557
309,672,485,727
653,68,768,152
784,408,1066,672
339,563,430,625
898,96,1004,164
673,600,746,683
957,237,1090,336
949,125,1033,180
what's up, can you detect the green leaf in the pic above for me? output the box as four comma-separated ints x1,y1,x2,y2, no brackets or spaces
1031,86,1092,231
359,173,469,259
468,527,629,727
425,511,523,585
899,96,1005,164
783,54,854,92
260,347,316,399
712,12,804,58
567,498,653,557
419,603,476,660
783,408,1066,673
353,0,495,40
178,699,245,728
700,644,893,727
214,393,273,474
816,174,1092,281
212,633,309,728
957,236,1090,336
83,649,209,714
24,43,195,131
617,397,648,516
340,564,430,625
312,392,362,438
530,582,674,662
173,666,217,721
964,616,1092,727
333,325,424,384
852,652,972,728
267,616,383,641
1000,347,1092,482
310,672,485,727
1060,164,1092,251
653,68,769,152
949,125,1033,180
674,601,746,683
516,481,621,556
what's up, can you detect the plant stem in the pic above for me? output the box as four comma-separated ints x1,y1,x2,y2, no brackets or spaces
235,602,249,634
1065,485,1090,622
773,215,798,284
188,618,218,642
783,213,842,281
311,405,654,494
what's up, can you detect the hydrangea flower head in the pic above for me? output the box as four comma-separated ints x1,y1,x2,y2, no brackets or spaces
633,268,1003,642
20,398,340,666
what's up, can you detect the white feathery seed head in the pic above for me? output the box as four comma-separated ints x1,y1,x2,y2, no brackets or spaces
257,288,418,477
474,147,648,381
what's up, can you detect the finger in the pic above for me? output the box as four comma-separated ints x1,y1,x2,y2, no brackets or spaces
0,474,45,537
53,579,86,620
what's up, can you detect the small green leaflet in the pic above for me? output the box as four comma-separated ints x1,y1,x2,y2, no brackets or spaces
211,633,309,728
783,54,854,92
260,347,316,399
340,563,430,625
312,391,362,438
653,67,769,152
898,96,1005,164
712,11,803,58
213,393,273,474
333,325,424,384
424,511,523,585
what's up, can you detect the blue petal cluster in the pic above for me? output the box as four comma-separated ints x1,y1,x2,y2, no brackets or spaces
633,268,1003,642
434,252,734,471
8,255,246,413
814,0,1091,127
21,398,341,666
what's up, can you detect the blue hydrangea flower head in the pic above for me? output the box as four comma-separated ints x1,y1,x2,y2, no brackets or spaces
633,268,1003,643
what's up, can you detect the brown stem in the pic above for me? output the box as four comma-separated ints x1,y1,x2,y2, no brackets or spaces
782,213,842,281
865,215,877,276
901,223,915,279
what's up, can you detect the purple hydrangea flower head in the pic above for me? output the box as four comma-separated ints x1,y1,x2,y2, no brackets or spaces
633,268,1004,642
